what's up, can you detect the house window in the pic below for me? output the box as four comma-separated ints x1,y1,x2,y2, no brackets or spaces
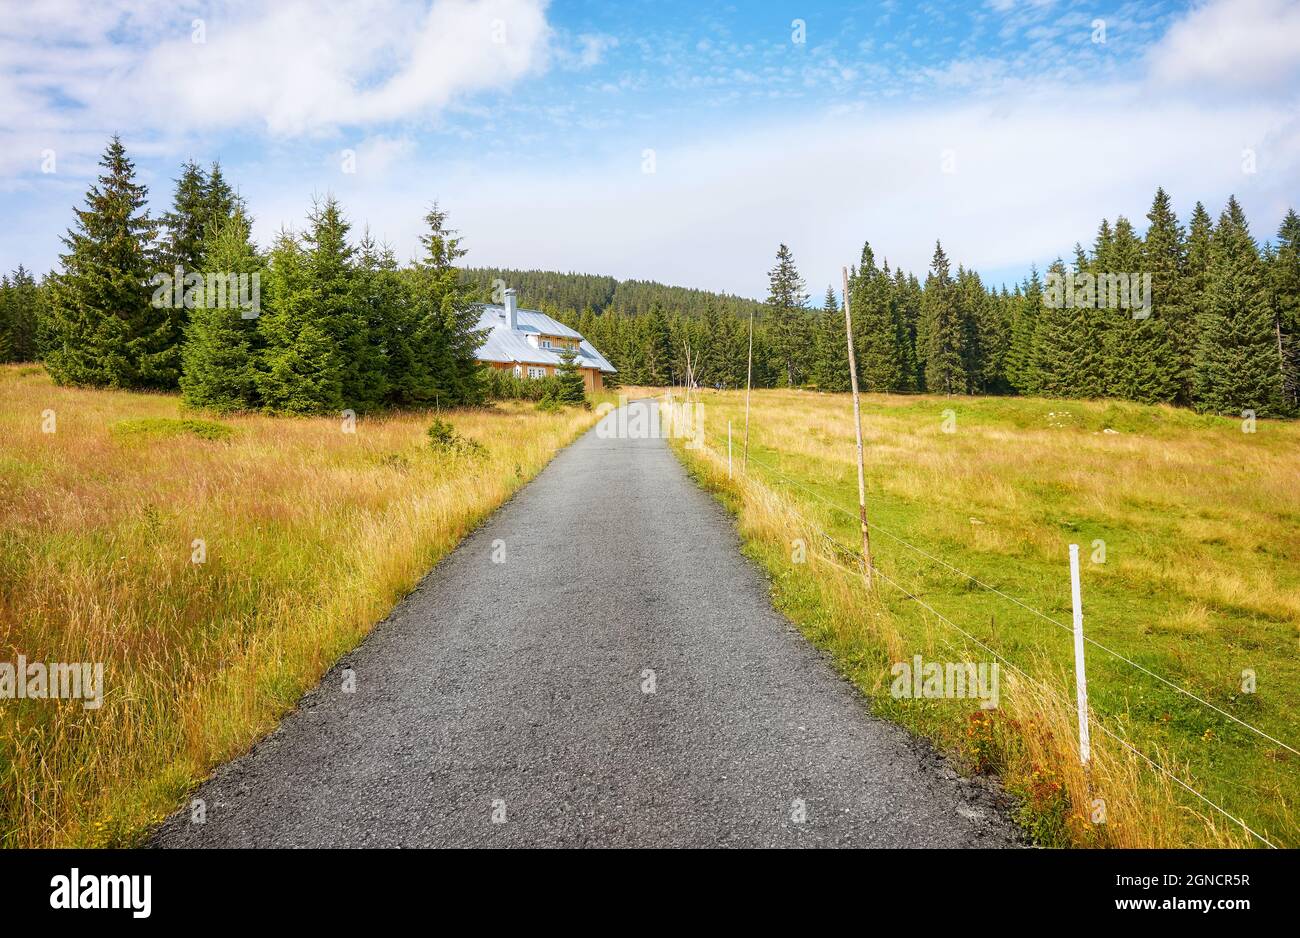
527,366,547,379
513,364,522,378
540,338,553,349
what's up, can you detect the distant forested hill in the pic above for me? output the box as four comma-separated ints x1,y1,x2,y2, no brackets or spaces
462,268,766,320
463,188,1300,415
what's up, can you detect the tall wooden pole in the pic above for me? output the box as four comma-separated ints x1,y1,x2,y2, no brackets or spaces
743,305,754,471
842,266,873,587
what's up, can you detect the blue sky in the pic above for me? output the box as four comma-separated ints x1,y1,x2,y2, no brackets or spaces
2,0,1299,299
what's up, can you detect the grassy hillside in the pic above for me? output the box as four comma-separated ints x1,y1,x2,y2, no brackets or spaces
0,365,607,847
661,386,1299,847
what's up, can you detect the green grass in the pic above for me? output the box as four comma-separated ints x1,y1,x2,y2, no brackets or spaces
111,417,235,440
0,366,608,847
664,387,1299,847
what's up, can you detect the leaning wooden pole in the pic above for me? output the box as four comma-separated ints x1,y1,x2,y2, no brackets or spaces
842,266,873,587
743,305,754,471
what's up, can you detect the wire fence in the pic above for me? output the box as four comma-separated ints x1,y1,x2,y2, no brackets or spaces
656,392,1286,848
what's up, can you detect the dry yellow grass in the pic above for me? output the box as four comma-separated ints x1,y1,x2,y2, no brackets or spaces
653,386,1298,847
0,364,605,847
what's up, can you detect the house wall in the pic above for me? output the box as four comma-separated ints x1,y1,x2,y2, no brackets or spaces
485,359,604,391
534,335,581,353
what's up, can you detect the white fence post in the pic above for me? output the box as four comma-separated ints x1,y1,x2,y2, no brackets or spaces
727,420,733,479
1069,544,1091,765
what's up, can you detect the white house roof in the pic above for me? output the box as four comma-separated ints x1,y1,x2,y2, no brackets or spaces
474,304,617,373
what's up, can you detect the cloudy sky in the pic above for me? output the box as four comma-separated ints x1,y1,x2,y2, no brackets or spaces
2,0,1299,298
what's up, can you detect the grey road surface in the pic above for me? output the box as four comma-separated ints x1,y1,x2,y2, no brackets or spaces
152,400,1018,848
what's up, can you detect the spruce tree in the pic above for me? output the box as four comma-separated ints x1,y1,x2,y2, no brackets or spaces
179,209,262,411
699,301,724,388
715,304,748,389
1005,268,1042,393
970,275,1011,393
894,268,922,390
256,230,343,414
671,313,702,387
854,246,904,392
407,203,483,405
921,241,965,395
1,265,41,362
300,196,381,410
1269,209,1300,411
1033,258,1091,397
597,310,633,383
1085,191,1177,403
812,285,851,391
1136,188,1192,404
0,276,12,362
1101,216,1143,397
204,162,238,233
46,136,177,389
1079,221,1115,398
766,243,809,387
1193,197,1285,415
1072,251,1111,398
640,305,674,385
160,160,210,274
955,266,992,393
352,233,403,407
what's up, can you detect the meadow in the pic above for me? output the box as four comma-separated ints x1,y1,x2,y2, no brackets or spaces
0,364,607,847
659,386,1300,847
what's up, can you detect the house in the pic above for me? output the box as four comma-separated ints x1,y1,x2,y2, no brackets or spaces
475,288,616,392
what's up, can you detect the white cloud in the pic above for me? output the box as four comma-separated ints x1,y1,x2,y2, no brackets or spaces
921,57,1008,89
1147,0,1300,90
340,135,417,178
0,0,552,176
132,0,550,134
234,82,1299,299
461,94,1295,295
571,33,618,69
5,0,1300,297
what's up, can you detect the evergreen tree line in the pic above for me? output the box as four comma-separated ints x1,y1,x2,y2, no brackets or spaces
32,136,485,413
11,140,1298,418
0,265,44,363
463,267,766,321
492,188,1299,416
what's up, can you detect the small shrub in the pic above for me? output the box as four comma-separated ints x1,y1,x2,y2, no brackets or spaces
481,364,588,406
552,350,587,404
377,452,412,472
426,416,457,449
1011,763,1072,847
965,709,1003,774
426,417,485,457
481,367,555,401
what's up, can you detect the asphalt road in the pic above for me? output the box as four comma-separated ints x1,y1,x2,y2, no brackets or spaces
152,400,1018,848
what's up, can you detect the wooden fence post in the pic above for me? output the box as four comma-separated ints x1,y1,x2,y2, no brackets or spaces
842,267,873,587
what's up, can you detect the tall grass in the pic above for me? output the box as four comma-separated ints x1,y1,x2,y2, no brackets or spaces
657,386,1298,848
0,365,606,847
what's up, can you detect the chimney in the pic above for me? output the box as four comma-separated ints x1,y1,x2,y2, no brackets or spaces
504,288,518,330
